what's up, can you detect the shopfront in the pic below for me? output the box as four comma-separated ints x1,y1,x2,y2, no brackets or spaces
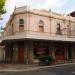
55,43,65,62
4,41,25,63
33,41,49,59
3,40,75,64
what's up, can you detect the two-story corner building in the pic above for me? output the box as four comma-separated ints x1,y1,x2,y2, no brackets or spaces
1,6,75,64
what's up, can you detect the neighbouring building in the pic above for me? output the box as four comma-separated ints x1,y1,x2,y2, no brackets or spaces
1,6,75,64
69,11,75,17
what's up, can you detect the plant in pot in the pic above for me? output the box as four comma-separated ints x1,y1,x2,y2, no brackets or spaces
39,55,54,65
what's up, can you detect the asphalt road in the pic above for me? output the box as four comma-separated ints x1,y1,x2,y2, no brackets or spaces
1,64,75,75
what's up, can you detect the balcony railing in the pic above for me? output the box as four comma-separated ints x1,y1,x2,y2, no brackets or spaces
1,30,75,42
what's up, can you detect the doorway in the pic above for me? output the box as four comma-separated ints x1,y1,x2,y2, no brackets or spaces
18,42,24,63
55,45,65,61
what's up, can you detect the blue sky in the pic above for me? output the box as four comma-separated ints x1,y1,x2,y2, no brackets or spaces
1,0,75,28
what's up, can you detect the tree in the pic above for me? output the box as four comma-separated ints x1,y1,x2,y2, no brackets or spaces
0,0,6,31
0,0,6,14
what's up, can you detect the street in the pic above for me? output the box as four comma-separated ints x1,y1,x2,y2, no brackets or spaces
0,64,75,75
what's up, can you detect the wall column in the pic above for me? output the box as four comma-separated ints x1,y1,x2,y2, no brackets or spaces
24,41,34,64
51,42,55,60
28,42,34,64
71,44,75,62
64,44,68,62
12,42,18,63
24,42,29,64
49,43,52,56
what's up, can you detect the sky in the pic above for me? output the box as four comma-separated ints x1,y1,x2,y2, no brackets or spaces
1,0,75,28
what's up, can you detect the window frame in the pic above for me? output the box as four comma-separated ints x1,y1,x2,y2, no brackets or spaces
56,23,62,35
19,19,24,31
38,20,44,32
19,19,24,25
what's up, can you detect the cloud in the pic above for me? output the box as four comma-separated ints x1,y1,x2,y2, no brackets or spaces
46,0,66,7
5,0,17,14
5,0,67,13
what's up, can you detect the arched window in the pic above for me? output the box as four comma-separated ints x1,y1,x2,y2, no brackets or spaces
56,23,62,35
19,19,24,31
39,20,44,26
19,19,24,25
38,20,44,32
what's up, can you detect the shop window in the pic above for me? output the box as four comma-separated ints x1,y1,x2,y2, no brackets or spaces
73,48,75,57
34,42,49,48
34,48,49,59
38,20,44,32
33,42,49,59
56,23,62,35
55,48,64,55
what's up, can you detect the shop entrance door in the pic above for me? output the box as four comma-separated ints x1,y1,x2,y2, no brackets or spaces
55,47,65,61
18,42,24,63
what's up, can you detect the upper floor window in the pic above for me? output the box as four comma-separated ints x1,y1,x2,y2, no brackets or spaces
19,19,24,25
38,20,44,26
38,20,44,32
19,19,24,31
56,23,62,35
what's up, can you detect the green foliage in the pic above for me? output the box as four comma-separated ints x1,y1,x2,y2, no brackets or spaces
39,55,54,62
0,0,6,14
39,55,54,65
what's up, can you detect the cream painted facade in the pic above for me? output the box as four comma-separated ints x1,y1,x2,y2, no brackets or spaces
1,6,75,42
2,7,75,35
1,6,75,64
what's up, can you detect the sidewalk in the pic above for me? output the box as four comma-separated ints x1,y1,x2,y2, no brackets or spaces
0,63,75,72
0,64,39,72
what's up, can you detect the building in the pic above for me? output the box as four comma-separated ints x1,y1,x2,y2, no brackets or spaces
69,11,75,17
1,6,75,64
0,33,5,62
